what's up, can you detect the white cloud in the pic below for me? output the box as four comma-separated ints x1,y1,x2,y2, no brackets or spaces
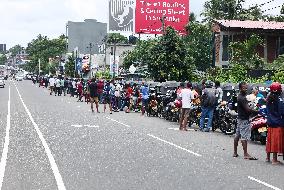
0,0,108,48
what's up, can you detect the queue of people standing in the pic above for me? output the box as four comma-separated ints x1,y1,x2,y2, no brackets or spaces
40,76,284,164
178,80,283,164
44,75,151,115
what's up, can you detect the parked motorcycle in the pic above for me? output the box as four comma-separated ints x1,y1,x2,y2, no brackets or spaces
250,103,268,145
188,104,202,127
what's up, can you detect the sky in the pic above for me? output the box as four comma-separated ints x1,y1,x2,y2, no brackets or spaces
0,0,282,49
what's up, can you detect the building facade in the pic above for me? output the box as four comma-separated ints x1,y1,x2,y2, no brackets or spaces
0,44,6,53
67,19,107,54
213,20,284,67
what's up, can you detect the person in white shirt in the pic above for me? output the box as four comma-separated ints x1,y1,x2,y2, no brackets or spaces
49,76,55,95
71,79,77,97
179,82,195,131
55,78,61,96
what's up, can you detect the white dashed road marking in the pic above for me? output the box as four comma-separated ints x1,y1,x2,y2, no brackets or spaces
105,117,131,128
71,125,99,128
248,176,281,190
168,128,195,131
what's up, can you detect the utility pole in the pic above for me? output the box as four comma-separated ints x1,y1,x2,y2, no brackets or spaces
38,58,41,76
65,23,68,53
161,14,166,35
113,41,117,79
103,44,107,73
87,43,94,75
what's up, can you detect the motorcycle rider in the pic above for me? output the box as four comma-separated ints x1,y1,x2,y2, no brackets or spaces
266,82,284,165
199,81,216,132
233,82,259,160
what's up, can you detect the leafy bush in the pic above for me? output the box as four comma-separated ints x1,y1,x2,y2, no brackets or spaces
272,70,284,83
229,34,264,69
264,55,284,70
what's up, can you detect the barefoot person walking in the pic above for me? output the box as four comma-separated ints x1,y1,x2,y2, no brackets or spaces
233,82,259,160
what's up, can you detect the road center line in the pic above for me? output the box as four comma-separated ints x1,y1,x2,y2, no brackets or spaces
0,86,11,190
14,83,66,190
248,176,281,190
105,117,131,128
147,134,202,157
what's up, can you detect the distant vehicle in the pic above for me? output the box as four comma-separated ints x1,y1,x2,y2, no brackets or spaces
0,78,5,88
15,75,24,81
26,73,34,80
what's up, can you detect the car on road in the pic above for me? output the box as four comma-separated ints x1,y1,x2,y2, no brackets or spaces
25,74,33,80
15,74,24,81
0,78,5,88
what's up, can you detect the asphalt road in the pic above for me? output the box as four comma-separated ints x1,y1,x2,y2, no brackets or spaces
0,80,283,190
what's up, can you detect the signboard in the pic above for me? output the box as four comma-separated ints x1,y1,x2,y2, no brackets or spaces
82,54,90,72
76,58,82,73
108,0,135,33
110,55,119,76
135,0,189,34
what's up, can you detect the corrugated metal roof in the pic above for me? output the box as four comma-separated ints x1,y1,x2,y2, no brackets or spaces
216,20,284,30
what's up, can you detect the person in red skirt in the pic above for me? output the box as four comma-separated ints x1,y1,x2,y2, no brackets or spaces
266,82,284,165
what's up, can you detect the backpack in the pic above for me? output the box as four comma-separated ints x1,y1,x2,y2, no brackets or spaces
201,88,217,107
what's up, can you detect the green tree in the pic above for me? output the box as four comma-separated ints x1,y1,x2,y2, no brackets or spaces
64,54,75,77
104,33,128,44
123,39,156,69
123,27,195,81
184,21,212,71
229,34,264,69
202,0,262,22
0,54,7,65
8,45,22,56
263,15,284,22
25,34,67,74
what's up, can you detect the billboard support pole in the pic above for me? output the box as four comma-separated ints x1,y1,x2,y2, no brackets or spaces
113,42,117,79
161,14,166,35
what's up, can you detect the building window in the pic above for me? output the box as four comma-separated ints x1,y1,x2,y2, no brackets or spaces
222,35,230,61
110,47,114,55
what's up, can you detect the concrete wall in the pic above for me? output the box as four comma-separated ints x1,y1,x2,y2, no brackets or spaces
105,44,135,68
67,19,107,54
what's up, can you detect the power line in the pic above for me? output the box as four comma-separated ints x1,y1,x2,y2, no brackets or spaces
248,0,275,8
261,4,282,13
258,0,275,7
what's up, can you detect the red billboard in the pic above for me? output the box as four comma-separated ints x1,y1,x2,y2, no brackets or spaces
135,0,189,35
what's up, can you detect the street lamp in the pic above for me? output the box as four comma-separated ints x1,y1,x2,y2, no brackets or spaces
86,43,95,72
112,37,119,79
